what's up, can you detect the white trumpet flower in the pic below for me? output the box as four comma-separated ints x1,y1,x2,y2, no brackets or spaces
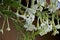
55,25,60,29
52,30,59,36
6,27,11,31
0,29,3,34
6,18,11,31
15,13,27,19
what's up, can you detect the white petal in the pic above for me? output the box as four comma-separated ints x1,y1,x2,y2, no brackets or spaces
52,30,59,36
24,24,37,31
58,0,60,2
55,25,60,29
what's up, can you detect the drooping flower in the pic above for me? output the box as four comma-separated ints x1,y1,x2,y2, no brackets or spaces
0,16,1,18
55,25,60,29
52,30,59,36
15,13,27,19
6,27,11,31
0,29,3,34
38,20,53,36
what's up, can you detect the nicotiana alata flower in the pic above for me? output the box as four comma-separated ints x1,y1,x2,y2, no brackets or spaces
15,13,27,19
26,14,35,24
6,27,11,31
39,6,43,12
24,24,37,31
6,18,11,31
55,25,60,29
0,29,3,34
52,30,59,36
26,8,36,14
24,14,36,31
39,24,52,36
49,5,57,13
38,20,53,36
37,0,45,6
48,0,59,13
40,20,48,28
31,4,38,10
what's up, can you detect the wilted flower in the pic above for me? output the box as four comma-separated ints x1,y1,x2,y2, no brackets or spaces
45,24,52,33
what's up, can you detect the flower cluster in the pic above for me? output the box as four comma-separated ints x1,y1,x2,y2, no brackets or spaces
14,0,60,36
0,0,60,39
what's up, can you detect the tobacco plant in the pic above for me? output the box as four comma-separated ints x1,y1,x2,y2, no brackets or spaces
0,0,60,40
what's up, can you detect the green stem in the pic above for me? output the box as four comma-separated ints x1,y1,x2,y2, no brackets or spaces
57,12,59,25
31,0,35,7
52,13,57,32
37,17,39,27
39,12,42,23
26,0,29,7
32,30,35,40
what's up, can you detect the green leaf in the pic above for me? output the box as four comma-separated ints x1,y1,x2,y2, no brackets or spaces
4,0,20,8
1,10,16,18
